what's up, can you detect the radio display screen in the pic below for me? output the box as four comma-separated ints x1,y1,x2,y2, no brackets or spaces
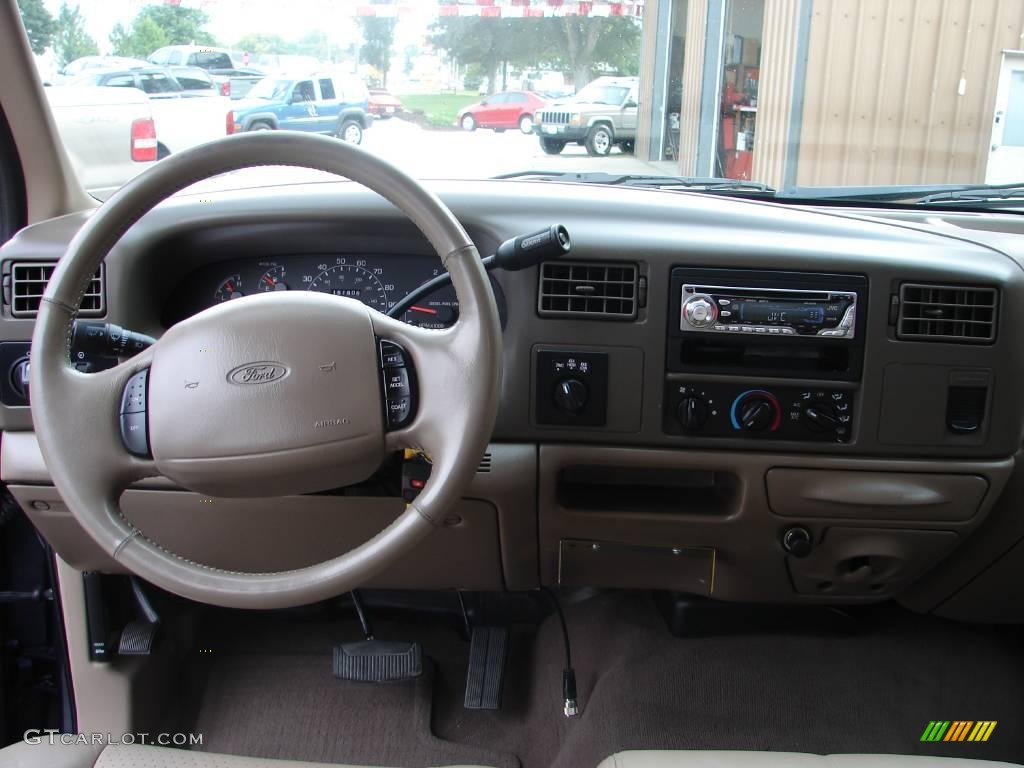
738,301,829,326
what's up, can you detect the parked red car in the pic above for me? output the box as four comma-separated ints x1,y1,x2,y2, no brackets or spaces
368,88,402,118
457,90,547,134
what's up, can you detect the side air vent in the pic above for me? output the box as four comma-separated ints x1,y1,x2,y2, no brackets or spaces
477,452,492,473
896,283,997,343
9,262,105,318
538,261,638,320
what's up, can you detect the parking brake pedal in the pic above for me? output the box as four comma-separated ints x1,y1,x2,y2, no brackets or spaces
463,626,508,710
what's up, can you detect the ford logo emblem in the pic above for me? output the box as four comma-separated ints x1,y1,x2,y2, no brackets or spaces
227,362,289,385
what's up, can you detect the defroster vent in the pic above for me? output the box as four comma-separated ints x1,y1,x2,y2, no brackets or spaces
538,261,638,320
896,283,996,343
9,261,105,318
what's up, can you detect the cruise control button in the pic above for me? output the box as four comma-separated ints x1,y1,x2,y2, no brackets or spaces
120,369,148,414
120,411,149,456
384,368,411,398
380,342,405,369
387,397,412,427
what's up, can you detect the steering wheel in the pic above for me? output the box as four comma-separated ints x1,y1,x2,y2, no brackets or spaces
30,132,502,609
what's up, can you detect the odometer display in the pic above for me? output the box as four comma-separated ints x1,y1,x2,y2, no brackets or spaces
307,263,389,312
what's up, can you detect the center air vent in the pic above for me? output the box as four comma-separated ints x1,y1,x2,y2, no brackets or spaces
896,283,997,343
9,261,105,318
538,261,638,320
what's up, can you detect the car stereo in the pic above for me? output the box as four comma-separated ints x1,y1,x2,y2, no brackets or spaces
666,268,868,383
680,284,857,338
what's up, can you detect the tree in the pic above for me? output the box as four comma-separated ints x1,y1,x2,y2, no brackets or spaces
358,17,396,87
557,16,640,86
402,44,418,77
235,33,294,56
16,0,55,55
110,18,168,59
429,15,640,93
53,2,99,68
134,4,216,47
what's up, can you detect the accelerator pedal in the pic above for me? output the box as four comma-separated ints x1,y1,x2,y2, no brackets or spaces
333,640,422,683
463,626,508,710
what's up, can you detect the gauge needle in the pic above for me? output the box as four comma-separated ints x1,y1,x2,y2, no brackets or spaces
409,305,438,315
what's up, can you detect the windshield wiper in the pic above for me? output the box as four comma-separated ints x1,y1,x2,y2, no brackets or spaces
493,171,775,194
782,183,1024,207
914,183,1024,205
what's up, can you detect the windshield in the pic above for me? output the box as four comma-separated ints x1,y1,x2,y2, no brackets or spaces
247,78,293,101
572,84,629,106
19,0,1024,206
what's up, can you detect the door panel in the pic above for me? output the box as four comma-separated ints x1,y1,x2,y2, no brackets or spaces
986,52,1024,183
279,81,319,132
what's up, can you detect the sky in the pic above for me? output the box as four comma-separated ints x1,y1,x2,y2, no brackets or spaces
42,0,438,56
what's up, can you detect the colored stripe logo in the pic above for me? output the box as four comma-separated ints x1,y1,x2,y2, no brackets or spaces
921,721,997,742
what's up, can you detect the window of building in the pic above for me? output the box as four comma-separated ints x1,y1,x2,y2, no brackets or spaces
716,0,764,179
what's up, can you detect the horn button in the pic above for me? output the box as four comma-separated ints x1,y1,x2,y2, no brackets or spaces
137,293,394,497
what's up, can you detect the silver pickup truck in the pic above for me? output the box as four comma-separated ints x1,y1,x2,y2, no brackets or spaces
45,85,157,199
534,76,639,157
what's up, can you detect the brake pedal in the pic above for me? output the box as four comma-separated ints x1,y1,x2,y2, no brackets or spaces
463,626,508,710
333,640,423,683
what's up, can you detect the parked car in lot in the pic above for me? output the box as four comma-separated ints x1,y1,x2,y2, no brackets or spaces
58,55,149,79
534,75,639,156
457,90,547,134
228,72,371,144
67,66,232,158
44,85,156,199
368,88,402,119
70,65,217,99
148,45,265,99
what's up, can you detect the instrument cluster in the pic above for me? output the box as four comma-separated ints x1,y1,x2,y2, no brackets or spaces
164,254,505,329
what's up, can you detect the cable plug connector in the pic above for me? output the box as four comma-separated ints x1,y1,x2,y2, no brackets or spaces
562,667,579,718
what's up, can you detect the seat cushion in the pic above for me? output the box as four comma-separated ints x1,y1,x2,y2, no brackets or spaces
0,742,492,768
598,752,1021,768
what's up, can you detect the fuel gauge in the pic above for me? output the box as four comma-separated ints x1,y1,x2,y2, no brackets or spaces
214,275,244,302
257,265,289,292
403,299,458,329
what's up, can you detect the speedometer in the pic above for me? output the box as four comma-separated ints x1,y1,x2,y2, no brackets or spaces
307,264,388,311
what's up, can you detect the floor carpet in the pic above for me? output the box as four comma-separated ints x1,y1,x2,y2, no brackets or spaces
180,592,1024,768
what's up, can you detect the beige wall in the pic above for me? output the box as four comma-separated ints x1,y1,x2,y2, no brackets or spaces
751,0,802,188
796,0,1024,186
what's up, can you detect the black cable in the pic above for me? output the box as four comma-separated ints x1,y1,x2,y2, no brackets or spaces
538,586,578,717
351,590,374,640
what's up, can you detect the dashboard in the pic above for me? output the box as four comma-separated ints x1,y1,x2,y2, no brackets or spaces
3,179,1024,621
162,253,507,329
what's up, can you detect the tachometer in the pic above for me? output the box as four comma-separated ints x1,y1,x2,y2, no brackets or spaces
403,297,458,329
308,263,388,311
214,274,244,302
257,265,289,292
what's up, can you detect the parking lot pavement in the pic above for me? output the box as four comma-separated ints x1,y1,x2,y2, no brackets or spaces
361,116,666,179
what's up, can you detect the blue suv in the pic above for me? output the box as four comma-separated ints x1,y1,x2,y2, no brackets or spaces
228,72,371,144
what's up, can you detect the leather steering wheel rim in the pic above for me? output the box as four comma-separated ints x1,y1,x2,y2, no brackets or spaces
30,132,502,609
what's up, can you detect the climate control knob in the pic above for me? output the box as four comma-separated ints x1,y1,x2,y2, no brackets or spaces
803,403,839,432
554,378,589,414
682,294,718,329
676,396,709,431
732,391,781,433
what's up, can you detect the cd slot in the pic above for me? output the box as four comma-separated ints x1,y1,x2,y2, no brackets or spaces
678,337,855,378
